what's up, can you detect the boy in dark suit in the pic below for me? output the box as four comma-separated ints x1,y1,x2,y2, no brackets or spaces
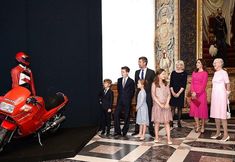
99,79,114,136
114,66,135,136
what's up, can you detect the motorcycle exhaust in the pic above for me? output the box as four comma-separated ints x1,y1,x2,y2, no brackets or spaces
42,116,66,133
51,116,66,127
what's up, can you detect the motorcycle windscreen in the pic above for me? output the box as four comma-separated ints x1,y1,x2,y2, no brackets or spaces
4,86,31,106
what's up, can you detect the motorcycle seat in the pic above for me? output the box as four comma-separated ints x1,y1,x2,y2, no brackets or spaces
44,93,65,111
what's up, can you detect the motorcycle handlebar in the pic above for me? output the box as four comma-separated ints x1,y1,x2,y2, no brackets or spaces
26,97,42,107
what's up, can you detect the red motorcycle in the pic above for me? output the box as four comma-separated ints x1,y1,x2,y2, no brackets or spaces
0,86,68,152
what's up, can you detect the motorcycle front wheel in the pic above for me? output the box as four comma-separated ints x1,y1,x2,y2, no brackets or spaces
0,127,12,152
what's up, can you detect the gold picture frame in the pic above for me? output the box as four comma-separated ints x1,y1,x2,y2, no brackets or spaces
196,0,203,60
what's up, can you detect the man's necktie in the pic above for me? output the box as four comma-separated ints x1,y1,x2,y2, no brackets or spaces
104,89,107,94
141,70,144,79
122,78,126,88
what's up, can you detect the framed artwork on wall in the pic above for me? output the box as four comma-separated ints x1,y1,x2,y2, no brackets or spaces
197,0,235,72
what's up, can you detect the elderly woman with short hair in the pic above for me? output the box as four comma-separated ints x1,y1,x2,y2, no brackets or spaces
210,58,231,142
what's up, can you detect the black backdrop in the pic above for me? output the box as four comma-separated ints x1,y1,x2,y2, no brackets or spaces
0,0,102,127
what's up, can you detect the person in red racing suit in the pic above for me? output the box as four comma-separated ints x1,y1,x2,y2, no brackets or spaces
11,52,36,96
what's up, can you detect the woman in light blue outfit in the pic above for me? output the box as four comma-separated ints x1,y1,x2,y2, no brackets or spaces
136,79,149,140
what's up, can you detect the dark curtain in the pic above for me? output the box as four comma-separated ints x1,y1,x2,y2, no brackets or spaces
0,0,102,127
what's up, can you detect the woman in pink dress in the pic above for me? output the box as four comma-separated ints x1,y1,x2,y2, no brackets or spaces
210,58,231,142
151,69,172,144
190,59,208,133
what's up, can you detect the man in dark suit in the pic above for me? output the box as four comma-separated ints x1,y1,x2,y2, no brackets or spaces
99,79,114,136
132,56,155,137
114,66,135,136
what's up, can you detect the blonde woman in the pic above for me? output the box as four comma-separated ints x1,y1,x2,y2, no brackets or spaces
169,60,188,127
210,58,230,142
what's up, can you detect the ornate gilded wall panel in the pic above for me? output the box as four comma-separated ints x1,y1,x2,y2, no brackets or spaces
155,0,179,74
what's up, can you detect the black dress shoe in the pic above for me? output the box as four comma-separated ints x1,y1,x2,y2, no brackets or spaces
114,133,121,136
149,131,155,137
131,132,139,136
122,132,127,136
177,121,182,128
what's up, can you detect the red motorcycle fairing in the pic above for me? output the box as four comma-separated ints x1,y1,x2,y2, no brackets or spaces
4,85,31,106
0,86,68,137
1,120,16,131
